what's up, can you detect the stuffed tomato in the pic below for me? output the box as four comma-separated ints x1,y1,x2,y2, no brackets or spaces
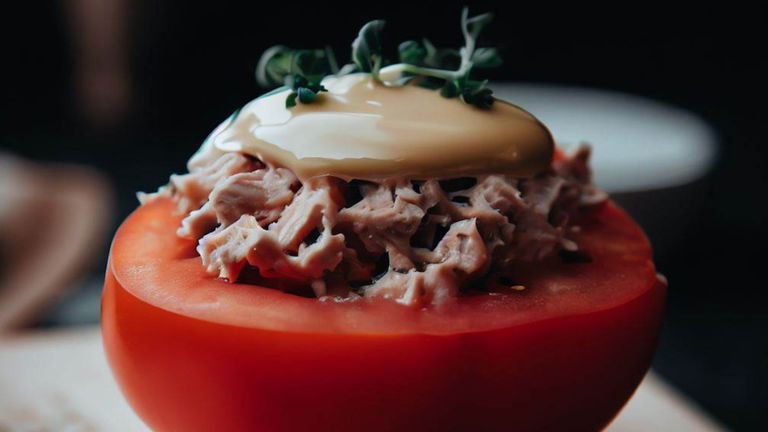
102,197,664,432
102,10,666,431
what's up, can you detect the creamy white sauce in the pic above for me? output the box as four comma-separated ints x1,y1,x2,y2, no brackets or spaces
212,73,554,181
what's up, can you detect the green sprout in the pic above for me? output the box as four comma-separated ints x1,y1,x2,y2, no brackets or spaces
255,7,501,109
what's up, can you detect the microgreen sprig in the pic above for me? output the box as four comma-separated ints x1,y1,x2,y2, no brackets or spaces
351,20,386,81
385,8,501,108
255,7,501,109
256,46,332,108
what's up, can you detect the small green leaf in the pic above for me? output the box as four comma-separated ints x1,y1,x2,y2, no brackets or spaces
422,38,461,69
297,87,317,104
352,20,386,76
398,40,426,65
459,85,495,109
474,89,495,109
293,50,315,74
285,92,298,108
256,45,294,88
440,81,459,98
257,46,334,93
471,47,502,68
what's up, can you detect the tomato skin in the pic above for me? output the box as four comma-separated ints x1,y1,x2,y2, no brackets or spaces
102,269,664,431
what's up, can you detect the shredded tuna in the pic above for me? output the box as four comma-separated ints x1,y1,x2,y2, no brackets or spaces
145,145,605,306
178,165,298,239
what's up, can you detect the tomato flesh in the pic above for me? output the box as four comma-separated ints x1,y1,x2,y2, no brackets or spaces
102,197,665,432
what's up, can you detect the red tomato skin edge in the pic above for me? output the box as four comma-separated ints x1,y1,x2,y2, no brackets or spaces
102,269,665,432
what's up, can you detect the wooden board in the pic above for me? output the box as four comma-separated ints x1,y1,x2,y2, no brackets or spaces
0,327,727,431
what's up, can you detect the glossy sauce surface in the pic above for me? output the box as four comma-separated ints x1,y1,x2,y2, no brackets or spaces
212,74,554,181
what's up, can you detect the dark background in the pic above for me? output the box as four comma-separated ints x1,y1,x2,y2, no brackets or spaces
2,2,766,430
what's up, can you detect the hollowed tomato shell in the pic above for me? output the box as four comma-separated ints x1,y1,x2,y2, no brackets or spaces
102,197,665,432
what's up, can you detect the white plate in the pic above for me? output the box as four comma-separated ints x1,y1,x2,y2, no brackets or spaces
493,83,717,193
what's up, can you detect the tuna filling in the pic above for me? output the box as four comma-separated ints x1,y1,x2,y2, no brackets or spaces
142,146,605,306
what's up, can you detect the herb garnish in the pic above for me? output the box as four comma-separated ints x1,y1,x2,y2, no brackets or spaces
255,46,332,108
255,7,501,109
351,20,386,81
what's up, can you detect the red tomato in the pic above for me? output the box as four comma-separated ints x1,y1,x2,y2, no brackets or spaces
102,197,665,432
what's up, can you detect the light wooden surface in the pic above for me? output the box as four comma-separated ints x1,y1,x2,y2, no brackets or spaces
0,326,727,432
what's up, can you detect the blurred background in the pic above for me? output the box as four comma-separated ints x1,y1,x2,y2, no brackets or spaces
1,1,765,430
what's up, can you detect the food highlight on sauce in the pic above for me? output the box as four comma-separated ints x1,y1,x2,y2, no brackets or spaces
140,8,607,305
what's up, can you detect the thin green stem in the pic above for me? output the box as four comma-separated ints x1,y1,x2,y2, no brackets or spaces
372,56,383,81
459,7,474,74
383,63,461,81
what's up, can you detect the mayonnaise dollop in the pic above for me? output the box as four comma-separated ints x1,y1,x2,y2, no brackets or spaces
211,73,554,181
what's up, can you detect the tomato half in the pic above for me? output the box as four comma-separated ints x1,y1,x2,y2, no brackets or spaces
102,197,665,432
